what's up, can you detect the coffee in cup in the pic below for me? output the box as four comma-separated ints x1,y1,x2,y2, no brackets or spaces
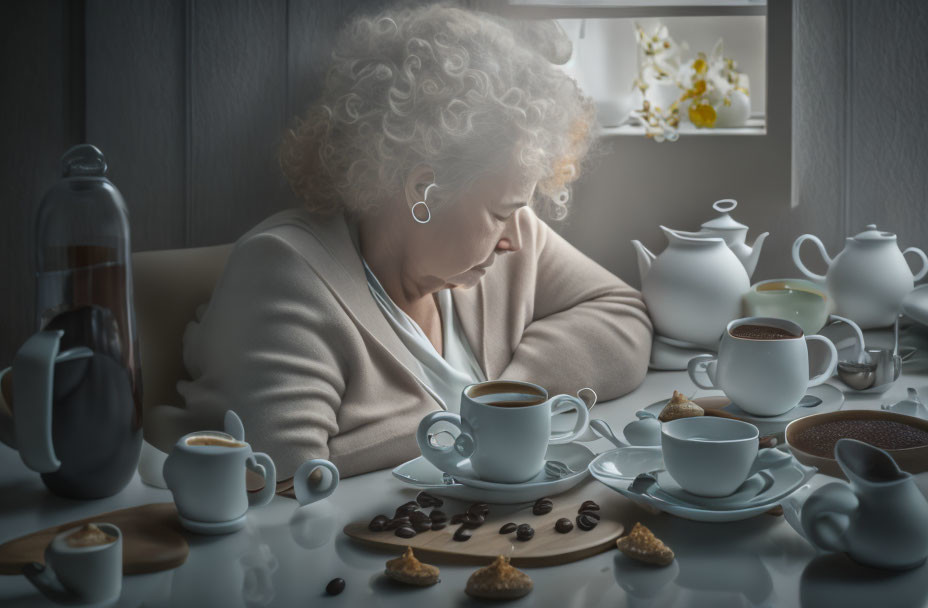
65,523,117,548
416,380,590,483
687,317,838,417
185,435,247,448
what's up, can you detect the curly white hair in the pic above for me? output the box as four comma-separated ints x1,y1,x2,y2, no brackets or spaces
279,2,596,220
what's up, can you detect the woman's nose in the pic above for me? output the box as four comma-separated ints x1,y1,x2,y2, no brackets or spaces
496,222,523,253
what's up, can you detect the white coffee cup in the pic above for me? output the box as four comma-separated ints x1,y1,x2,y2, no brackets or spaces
22,522,122,605
416,380,590,483
162,431,276,533
661,417,790,497
687,316,838,417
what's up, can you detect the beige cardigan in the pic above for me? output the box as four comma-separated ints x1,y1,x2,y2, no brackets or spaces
147,206,652,495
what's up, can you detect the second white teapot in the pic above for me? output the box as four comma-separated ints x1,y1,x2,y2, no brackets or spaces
793,224,928,329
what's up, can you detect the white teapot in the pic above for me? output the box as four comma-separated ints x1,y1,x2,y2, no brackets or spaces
793,225,928,328
633,227,750,348
671,199,768,278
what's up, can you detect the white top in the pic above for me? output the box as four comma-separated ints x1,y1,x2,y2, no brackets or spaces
362,257,486,413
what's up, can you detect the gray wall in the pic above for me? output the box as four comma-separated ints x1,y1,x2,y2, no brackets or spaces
2,0,927,365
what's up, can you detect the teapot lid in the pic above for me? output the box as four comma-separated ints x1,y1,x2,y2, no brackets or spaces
852,224,896,241
700,199,747,231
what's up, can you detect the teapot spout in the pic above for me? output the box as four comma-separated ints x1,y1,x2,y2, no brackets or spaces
742,231,769,278
631,240,655,282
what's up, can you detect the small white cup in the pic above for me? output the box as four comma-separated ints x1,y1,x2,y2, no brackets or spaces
22,522,122,605
687,316,838,417
662,417,773,497
416,380,590,484
162,431,276,533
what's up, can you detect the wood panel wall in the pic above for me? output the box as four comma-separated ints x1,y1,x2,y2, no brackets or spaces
0,0,424,365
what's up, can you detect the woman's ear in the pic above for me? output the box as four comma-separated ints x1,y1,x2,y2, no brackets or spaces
404,164,437,209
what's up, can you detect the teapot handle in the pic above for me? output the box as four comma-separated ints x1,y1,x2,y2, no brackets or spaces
792,234,831,283
9,331,65,473
800,481,858,553
903,247,928,282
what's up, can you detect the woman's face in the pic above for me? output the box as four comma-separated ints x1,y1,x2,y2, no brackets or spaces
406,167,537,291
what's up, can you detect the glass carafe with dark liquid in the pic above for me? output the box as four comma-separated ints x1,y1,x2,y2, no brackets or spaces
0,144,142,498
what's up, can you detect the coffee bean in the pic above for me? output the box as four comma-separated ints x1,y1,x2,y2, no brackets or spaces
395,526,417,538
499,522,518,534
450,513,466,524
409,510,430,523
431,522,447,531
453,526,473,542
579,500,600,512
532,498,553,516
555,518,574,533
394,501,419,518
579,509,601,521
386,517,410,530
461,513,485,527
467,502,490,517
429,509,448,524
325,577,346,596
576,512,599,531
416,491,443,508
516,524,534,541
412,519,431,533
368,515,389,532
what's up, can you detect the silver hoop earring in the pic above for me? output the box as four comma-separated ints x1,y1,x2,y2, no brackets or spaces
411,183,438,224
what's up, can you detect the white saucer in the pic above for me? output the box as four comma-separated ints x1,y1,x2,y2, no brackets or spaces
587,446,663,481
448,442,594,490
177,512,247,535
391,443,594,504
643,383,845,439
591,450,817,522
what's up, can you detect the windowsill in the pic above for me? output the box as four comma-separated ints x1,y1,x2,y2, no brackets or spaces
597,116,766,137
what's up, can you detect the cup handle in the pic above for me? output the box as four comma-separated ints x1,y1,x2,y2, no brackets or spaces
22,561,77,604
246,452,277,508
805,335,839,386
687,354,718,390
416,411,472,475
293,458,339,507
547,395,590,444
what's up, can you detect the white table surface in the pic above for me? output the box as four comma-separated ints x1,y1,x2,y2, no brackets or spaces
2,331,928,608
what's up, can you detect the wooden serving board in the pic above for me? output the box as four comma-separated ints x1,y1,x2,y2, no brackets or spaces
0,503,188,575
344,479,624,567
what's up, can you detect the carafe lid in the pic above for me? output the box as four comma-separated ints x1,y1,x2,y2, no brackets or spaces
61,144,107,178
852,224,896,241
700,199,747,231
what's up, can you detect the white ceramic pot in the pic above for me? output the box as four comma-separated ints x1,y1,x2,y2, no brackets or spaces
633,227,751,348
793,224,928,328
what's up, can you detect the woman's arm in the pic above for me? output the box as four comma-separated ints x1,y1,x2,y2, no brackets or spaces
161,231,348,488
497,209,652,400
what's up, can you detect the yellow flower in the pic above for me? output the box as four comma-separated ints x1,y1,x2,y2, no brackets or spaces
689,102,717,128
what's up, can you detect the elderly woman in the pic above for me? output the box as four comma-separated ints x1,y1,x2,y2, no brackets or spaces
151,4,651,495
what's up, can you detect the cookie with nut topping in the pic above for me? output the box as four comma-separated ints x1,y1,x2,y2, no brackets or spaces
465,555,533,600
616,522,675,566
384,546,440,586
658,390,704,422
